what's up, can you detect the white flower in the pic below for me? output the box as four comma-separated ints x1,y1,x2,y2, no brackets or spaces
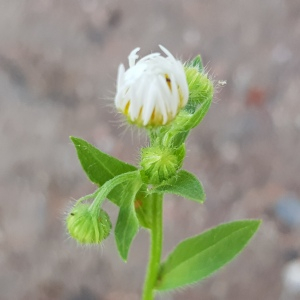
115,45,189,127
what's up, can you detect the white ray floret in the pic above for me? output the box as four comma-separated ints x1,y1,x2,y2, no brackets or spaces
115,45,189,127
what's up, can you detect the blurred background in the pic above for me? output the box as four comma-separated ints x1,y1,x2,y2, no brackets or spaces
1,0,300,299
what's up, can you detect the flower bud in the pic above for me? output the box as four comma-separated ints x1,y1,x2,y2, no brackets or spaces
140,145,184,185
185,65,214,108
66,204,111,244
115,46,189,127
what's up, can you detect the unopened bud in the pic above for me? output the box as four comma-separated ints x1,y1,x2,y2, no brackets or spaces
185,64,214,108
140,145,184,185
66,204,111,244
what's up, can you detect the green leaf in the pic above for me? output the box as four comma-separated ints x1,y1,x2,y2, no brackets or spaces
156,220,261,291
154,170,205,203
70,136,136,185
169,131,189,148
115,176,143,261
135,192,153,229
180,96,212,131
70,136,136,205
160,94,212,148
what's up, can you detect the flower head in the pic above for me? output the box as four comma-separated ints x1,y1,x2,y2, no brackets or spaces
115,46,189,127
66,204,112,244
185,65,214,108
140,144,185,185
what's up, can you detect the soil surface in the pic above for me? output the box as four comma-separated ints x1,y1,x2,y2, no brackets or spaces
1,1,300,299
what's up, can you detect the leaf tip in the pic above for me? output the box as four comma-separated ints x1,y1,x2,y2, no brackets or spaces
119,250,128,262
247,218,262,227
69,136,77,143
253,219,262,230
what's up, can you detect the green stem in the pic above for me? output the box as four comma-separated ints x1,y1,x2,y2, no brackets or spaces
75,190,100,206
142,193,163,300
89,171,139,212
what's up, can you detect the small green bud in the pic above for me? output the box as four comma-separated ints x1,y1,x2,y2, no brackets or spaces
140,145,183,185
66,203,112,244
185,65,214,108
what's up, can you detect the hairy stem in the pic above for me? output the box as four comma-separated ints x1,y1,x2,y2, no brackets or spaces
142,193,163,300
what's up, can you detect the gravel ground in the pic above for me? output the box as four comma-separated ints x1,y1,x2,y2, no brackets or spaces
1,1,300,299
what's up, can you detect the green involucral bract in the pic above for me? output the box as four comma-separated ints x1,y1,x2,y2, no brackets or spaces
186,69,213,106
67,204,112,244
187,55,204,72
184,58,214,114
140,145,185,185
